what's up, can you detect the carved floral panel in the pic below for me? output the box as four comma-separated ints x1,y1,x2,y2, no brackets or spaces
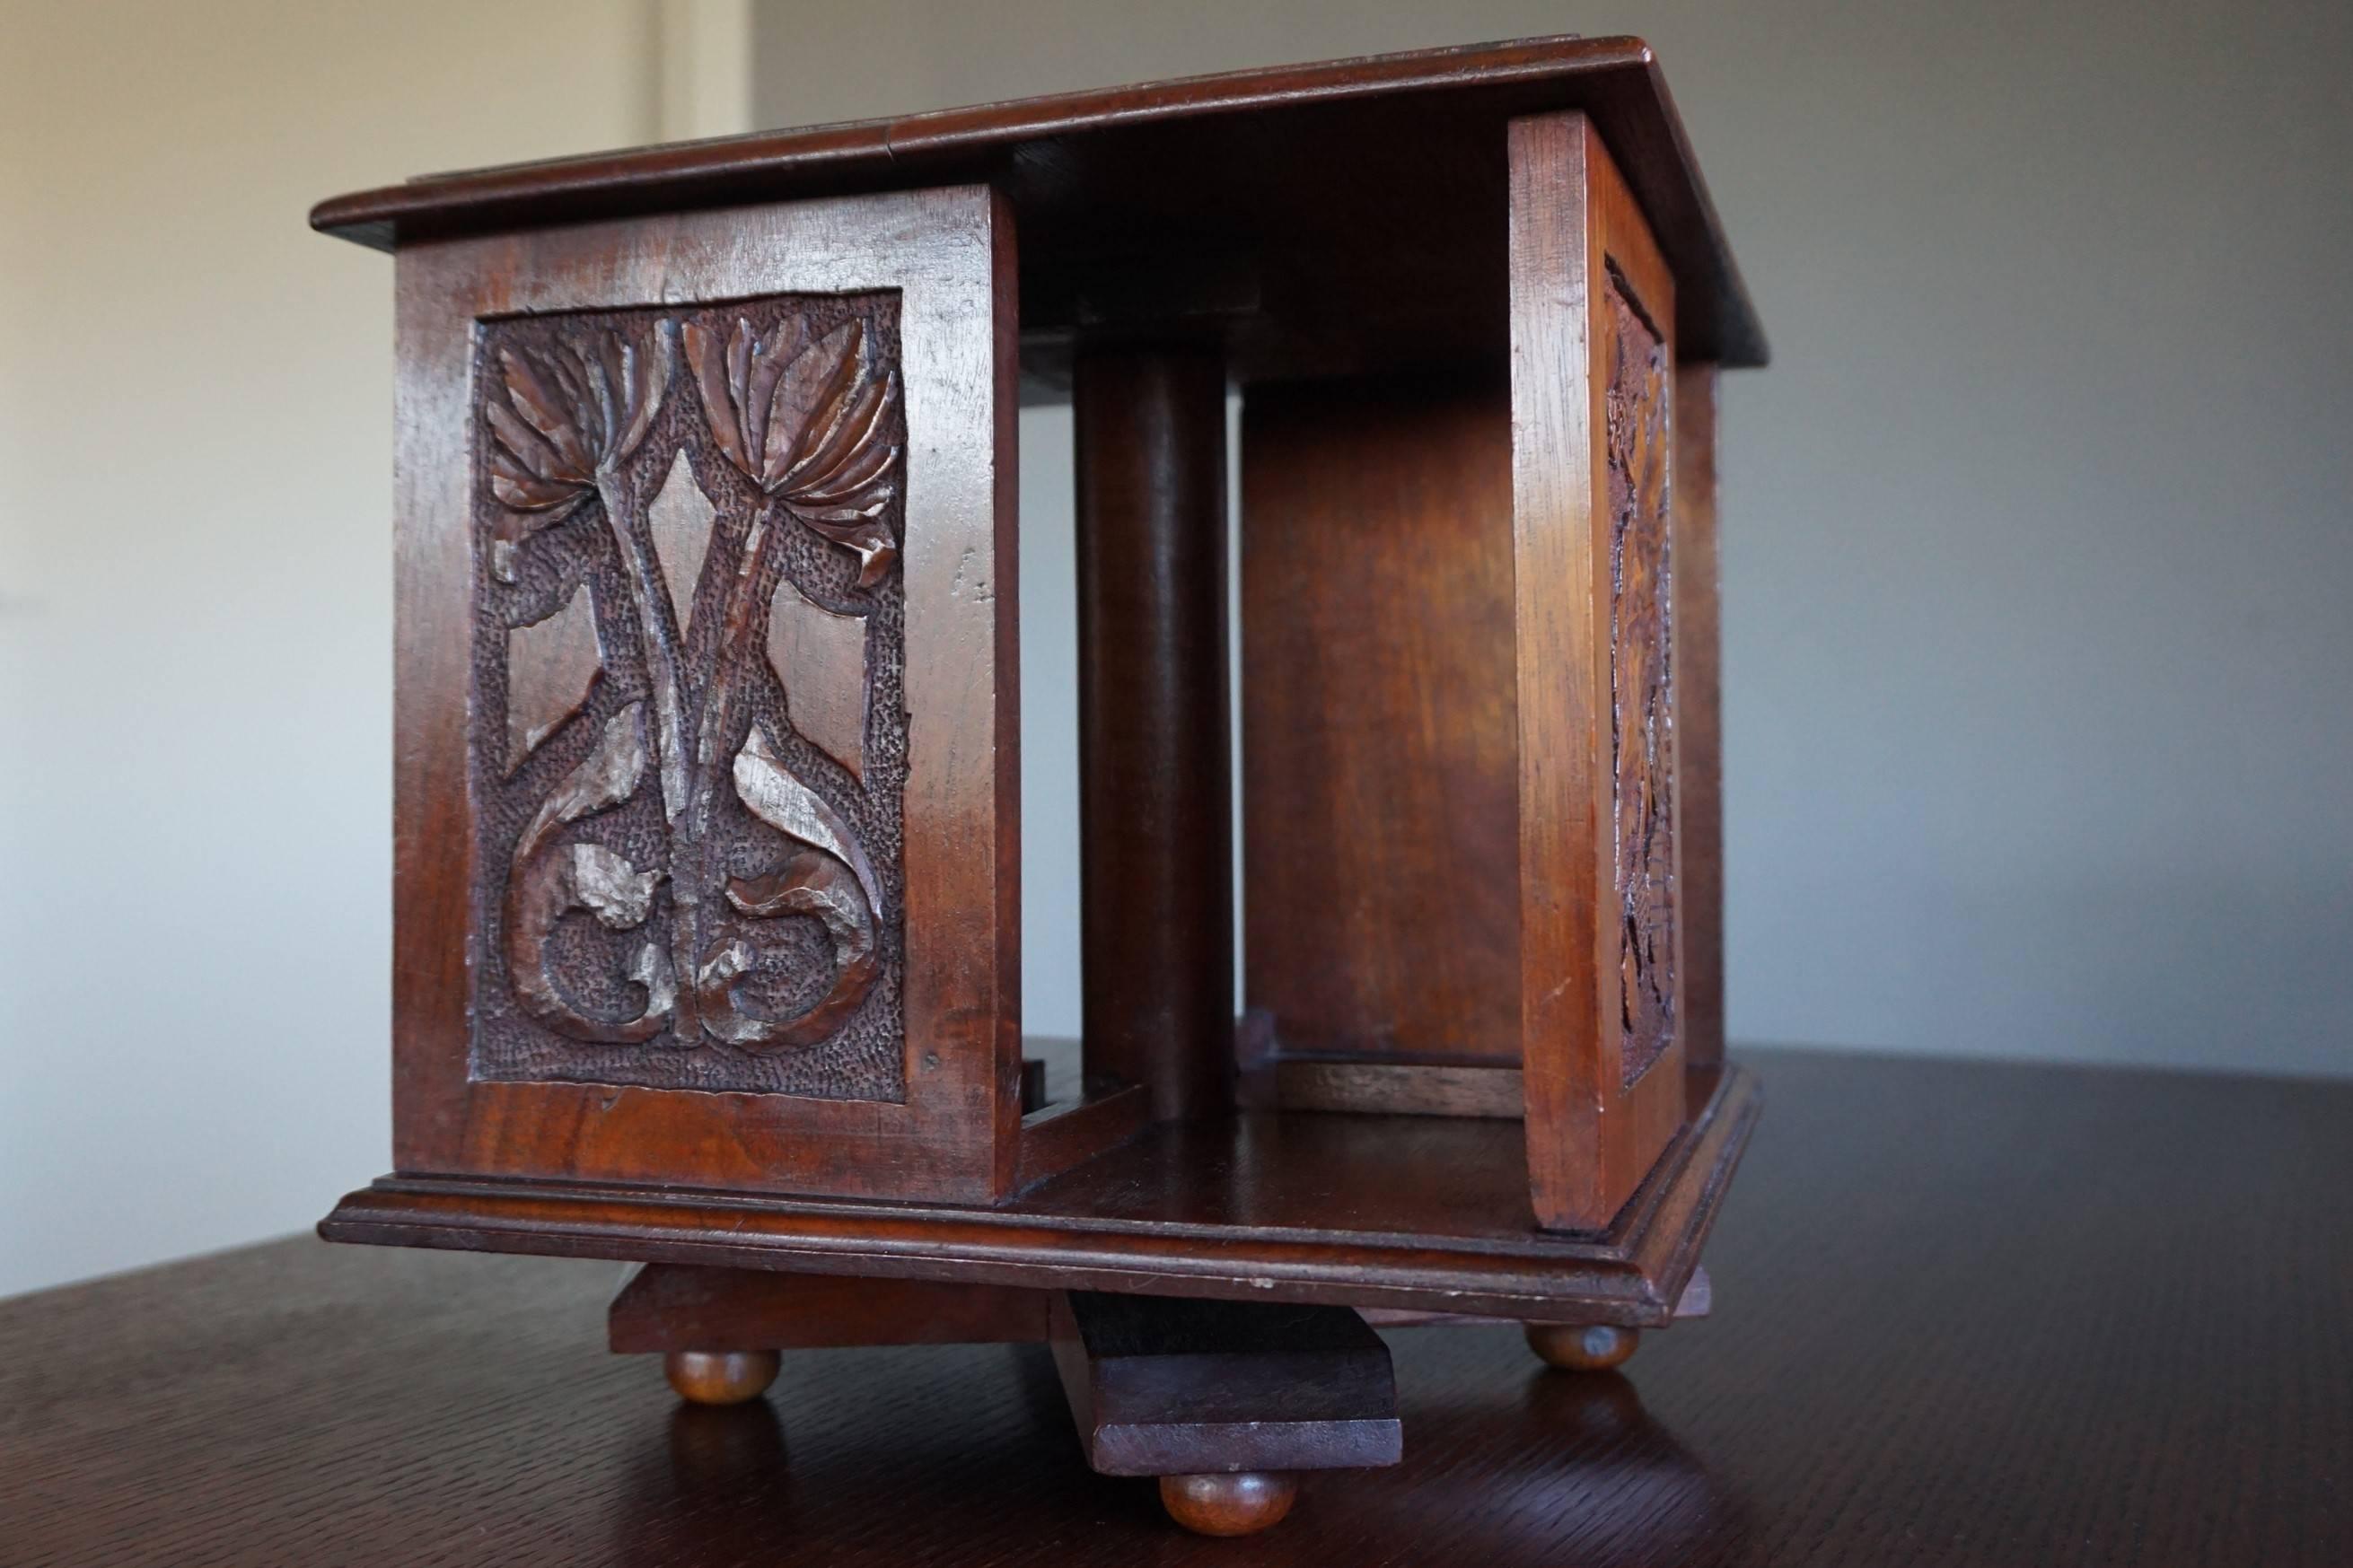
469,293,909,1099
1604,267,1676,1088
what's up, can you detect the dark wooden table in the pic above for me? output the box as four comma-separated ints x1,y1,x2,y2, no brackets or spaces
5,1047,2347,1565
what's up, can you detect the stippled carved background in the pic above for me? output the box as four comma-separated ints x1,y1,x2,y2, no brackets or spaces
469,292,909,1099
1604,267,1676,1089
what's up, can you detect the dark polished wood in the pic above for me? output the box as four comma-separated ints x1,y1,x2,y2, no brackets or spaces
14,1048,2348,1565
387,187,1032,1205
320,36,1766,1506
606,1261,1681,1363
322,1062,1758,1327
1258,1056,1527,1118
310,36,1768,375
1242,374,1520,1065
1013,1081,1155,1188
1673,363,1725,1073
1509,110,1687,1230
1049,1292,1400,1477
610,1263,1048,1353
1365,1266,1709,1329
1073,346,1234,1120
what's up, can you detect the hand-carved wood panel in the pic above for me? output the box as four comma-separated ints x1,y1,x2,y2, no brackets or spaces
1603,266,1675,1089
471,293,909,1099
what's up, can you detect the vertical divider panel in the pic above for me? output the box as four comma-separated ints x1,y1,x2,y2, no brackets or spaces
983,188,1026,1193
1509,112,1688,1231
1673,364,1725,1083
1240,376,1521,1066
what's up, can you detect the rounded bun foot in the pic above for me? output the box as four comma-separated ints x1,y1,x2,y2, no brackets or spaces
663,1348,781,1406
1158,1471,1297,1536
1524,1322,1639,1372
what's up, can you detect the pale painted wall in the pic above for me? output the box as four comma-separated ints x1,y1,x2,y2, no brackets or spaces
0,0,744,1298
756,0,2353,1082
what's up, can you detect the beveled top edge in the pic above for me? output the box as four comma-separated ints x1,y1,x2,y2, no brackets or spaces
311,34,1767,366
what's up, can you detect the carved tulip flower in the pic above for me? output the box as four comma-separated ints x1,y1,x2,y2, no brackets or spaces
484,324,675,581
683,315,904,589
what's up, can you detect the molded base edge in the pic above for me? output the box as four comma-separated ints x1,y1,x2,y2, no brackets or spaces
323,1064,1759,1327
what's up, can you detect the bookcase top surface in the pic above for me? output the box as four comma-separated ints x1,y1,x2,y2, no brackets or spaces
314,34,1766,372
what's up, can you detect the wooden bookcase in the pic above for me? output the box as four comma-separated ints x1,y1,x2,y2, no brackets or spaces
316,34,1767,1536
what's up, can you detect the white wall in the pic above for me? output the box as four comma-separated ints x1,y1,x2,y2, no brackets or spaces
0,0,748,1298
758,0,2353,1081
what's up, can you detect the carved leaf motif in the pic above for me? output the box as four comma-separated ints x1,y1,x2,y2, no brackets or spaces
690,723,884,1051
682,315,904,588
514,704,645,855
503,702,675,1044
570,841,662,929
699,854,880,1049
505,580,603,774
732,724,883,916
484,323,676,582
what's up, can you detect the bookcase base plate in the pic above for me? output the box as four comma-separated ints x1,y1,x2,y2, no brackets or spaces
323,1064,1756,1327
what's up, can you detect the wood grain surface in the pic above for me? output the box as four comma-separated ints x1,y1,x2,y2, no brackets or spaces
1241,373,1521,1065
1049,1291,1400,1476
308,35,1768,373
320,1063,1759,1327
1509,111,1686,1229
1672,364,1725,1073
8,1048,2345,1565
1073,346,1234,1120
606,1264,1049,1353
389,185,1027,1205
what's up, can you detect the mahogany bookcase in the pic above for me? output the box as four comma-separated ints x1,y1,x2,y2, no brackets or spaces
315,34,1766,1536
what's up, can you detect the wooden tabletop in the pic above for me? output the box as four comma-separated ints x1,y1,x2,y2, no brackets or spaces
5,1047,2346,1565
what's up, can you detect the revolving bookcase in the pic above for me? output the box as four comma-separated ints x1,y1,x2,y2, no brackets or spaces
317,34,1765,1537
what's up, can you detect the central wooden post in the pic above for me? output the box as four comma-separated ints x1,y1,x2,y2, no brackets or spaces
1073,345,1234,1120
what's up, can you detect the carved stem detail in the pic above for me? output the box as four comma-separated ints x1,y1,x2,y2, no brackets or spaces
503,705,673,1042
697,725,884,1047
689,503,777,844
594,471,694,826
